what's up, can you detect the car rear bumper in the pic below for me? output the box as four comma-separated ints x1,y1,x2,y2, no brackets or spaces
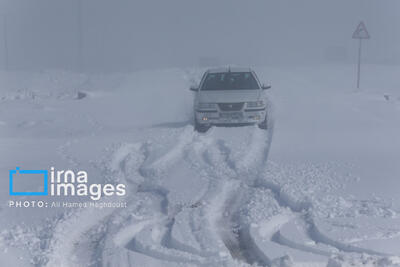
195,109,266,125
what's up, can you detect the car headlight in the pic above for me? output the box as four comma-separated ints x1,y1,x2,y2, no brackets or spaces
198,102,216,109
246,101,265,108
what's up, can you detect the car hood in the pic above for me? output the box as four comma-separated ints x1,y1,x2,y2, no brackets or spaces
198,90,261,103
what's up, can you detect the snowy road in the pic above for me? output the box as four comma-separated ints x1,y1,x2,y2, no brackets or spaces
46,125,398,267
1,66,400,266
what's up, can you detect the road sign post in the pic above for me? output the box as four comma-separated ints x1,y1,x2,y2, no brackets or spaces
77,0,83,72
352,21,370,89
2,14,8,71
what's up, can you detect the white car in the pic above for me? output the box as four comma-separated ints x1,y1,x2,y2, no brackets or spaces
190,67,271,132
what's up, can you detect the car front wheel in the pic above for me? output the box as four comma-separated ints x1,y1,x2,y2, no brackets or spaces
258,115,268,130
194,117,210,133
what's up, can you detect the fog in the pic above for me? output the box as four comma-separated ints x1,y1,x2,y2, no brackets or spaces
1,0,399,72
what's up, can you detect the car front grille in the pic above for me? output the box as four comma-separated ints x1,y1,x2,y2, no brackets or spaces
218,102,244,111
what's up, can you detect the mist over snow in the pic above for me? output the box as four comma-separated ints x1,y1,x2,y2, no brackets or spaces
1,1,400,267
1,0,400,72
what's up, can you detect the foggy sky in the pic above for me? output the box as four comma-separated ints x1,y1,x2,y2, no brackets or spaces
1,0,399,72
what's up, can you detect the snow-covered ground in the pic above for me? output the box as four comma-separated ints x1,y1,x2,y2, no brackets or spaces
0,65,400,267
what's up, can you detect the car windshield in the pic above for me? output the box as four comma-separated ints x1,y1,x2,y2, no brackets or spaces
201,72,260,91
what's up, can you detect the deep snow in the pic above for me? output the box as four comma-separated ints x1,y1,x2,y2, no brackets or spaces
0,65,400,267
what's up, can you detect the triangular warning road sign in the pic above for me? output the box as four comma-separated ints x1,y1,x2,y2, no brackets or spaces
353,22,370,39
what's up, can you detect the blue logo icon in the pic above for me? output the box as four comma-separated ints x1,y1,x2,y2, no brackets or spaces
9,167,48,196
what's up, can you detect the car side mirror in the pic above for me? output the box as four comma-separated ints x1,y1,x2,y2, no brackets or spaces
190,86,199,92
262,84,271,90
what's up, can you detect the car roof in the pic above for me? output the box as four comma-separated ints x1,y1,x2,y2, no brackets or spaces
206,67,253,73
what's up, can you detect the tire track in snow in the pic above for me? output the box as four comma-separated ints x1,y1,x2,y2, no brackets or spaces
219,127,275,267
306,217,388,256
52,122,276,266
125,128,221,261
270,231,331,257
218,185,272,267
190,123,387,265
185,127,275,267
240,121,391,260
124,183,214,262
49,134,207,267
139,126,195,178
52,122,387,266
180,134,236,258
46,143,145,267
101,127,226,266
89,142,204,266
127,127,274,266
253,177,389,258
